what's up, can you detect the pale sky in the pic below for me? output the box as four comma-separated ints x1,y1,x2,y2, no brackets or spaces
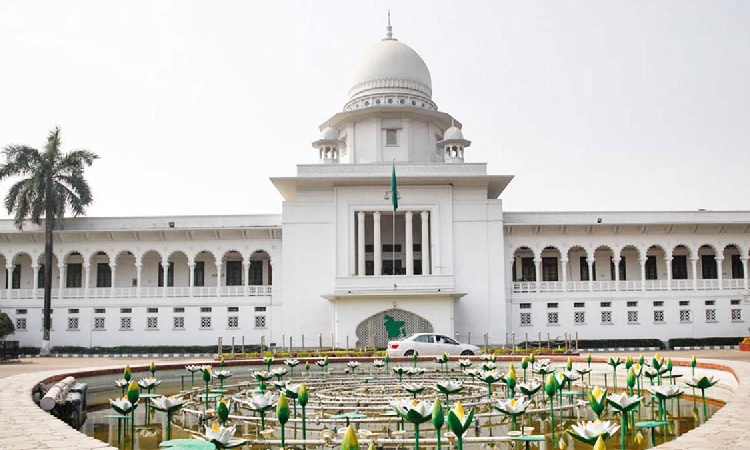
1,1,748,219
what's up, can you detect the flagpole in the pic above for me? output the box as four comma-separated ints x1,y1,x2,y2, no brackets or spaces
392,207,396,276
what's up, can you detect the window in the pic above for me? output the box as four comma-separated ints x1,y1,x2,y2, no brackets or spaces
574,302,585,308
679,301,690,306
194,261,205,287
654,310,665,323
173,316,185,329
94,308,105,314
704,300,715,306
542,257,558,281
732,255,744,279
254,306,267,312
173,307,185,313
520,312,531,326
147,307,158,313
228,316,239,328
67,309,79,314
11,265,21,289
611,257,626,280
67,317,79,330
627,301,638,307
414,335,434,343
15,318,26,330
254,315,267,328
94,317,105,330
37,264,45,288
226,261,243,286
383,244,402,253
731,299,741,305
146,317,158,329
365,244,374,253
580,257,590,281
66,263,82,288
601,311,612,324
16,309,27,315
120,308,132,314
228,306,239,312
645,256,658,280
600,302,611,308
653,301,664,307
672,255,688,279
200,317,212,329
547,312,559,325
627,311,638,324
521,258,536,281
679,310,692,323
705,309,717,323
249,260,263,285
547,303,558,308
158,262,174,287
96,263,111,287
383,259,403,275
574,311,585,324
201,307,212,313
701,255,717,279
519,303,531,309
731,309,742,322
120,317,132,330
385,129,398,146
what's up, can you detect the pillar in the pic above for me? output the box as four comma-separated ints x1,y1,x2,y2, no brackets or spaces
691,257,698,290
111,264,117,289
561,259,568,291
421,211,430,275
188,263,195,297
588,258,595,292
162,262,169,289
58,264,66,298
405,211,414,275
136,263,142,289
357,211,365,276
32,264,39,298
640,258,647,291
716,256,724,289
83,263,90,296
613,257,620,291
665,257,672,291
742,257,749,290
216,263,222,288
535,259,541,292
373,211,382,276
242,261,249,294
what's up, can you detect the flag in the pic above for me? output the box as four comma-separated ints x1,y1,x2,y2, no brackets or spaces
391,161,398,211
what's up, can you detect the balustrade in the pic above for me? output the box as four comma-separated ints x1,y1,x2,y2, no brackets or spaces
512,278,745,295
0,285,272,300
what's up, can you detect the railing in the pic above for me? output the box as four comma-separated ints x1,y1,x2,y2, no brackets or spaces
643,280,670,291
671,279,693,291
592,281,617,292
723,279,745,289
512,278,748,294
618,280,642,291
539,281,563,293
567,281,590,292
0,285,273,300
697,279,720,290
513,282,536,293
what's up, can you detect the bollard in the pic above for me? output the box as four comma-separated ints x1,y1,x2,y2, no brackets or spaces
289,336,293,353
346,335,349,355
319,333,323,354
538,331,542,350
241,336,245,354
547,332,550,350
218,336,223,358
505,332,509,349
301,334,305,351
468,331,471,345
511,332,515,354
231,336,235,355
575,332,579,352
331,332,335,350
261,335,266,355
455,332,459,342
564,332,568,352
282,334,285,352
483,332,489,354
525,332,529,351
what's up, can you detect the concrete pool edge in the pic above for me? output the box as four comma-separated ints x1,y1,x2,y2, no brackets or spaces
1,357,746,450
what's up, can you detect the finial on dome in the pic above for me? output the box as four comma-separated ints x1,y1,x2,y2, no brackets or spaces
384,10,394,40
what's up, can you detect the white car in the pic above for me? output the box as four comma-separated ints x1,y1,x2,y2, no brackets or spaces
386,333,480,357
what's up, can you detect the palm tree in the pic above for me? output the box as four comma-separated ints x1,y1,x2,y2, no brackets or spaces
0,127,98,355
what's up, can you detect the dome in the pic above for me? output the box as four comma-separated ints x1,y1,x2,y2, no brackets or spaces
320,126,339,140
347,39,433,103
443,126,464,140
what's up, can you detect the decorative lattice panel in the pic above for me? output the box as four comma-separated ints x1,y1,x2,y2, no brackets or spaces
355,308,433,348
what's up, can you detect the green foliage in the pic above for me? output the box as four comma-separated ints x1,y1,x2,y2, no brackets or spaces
668,336,744,348
0,313,15,340
551,348,566,354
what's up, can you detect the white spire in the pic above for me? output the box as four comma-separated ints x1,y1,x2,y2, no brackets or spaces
384,10,394,40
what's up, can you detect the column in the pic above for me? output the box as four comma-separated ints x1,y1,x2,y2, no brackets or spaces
691,257,698,290
357,211,365,276
535,259,541,292
242,261,249,295
111,264,117,289
665,256,672,291
421,211,430,275
716,256,724,290
83,263,90,297
588,258,595,292
561,259,568,291
32,264,39,299
742,257,749,290
613,257,620,291
639,258,647,291
405,211,414,275
162,262,169,291
136,263,142,289
188,263,195,297
58,264,66,298
373,211,382,276
216,263,222,289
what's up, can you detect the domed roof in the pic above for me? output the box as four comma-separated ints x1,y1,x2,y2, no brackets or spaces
348,39,432,100
320,126,339,140
443,126,464,140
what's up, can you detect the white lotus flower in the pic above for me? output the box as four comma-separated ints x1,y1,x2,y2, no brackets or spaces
494,397,530,416
151,395,187,412
251,370,274,381
271,367,288,377
435,381,463,394
390,398,433,423
213,369,233,379
463,368,479,378
480,354,497,362
186,364,208,373
568,420,620,444
114,378,128,388
372,360,385,368
270,380,287,390
403,383,425,393
575,367,592,375
284,359,300,367
643,366,660,378
648,386,683,400
407,367,426,376
347,361,361,368
606,392,642,412
563,370,581,381
481,361,498,370
137,377,161,390
241,392,278,412
110,397,136,415
518,380,542,396
203,423,237,445
458,359,472,368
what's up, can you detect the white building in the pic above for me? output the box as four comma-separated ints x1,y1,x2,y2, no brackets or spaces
1,24,749,350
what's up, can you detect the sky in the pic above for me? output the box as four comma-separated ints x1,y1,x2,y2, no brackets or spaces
0,1,748,219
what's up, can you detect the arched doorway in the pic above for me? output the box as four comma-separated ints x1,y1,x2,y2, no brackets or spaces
355,308,434,348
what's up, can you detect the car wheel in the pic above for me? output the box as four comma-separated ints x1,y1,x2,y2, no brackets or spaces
461,350,474,356
404,350,415,357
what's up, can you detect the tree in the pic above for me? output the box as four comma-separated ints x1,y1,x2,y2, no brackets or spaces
0,312,14,341
0,127,98,355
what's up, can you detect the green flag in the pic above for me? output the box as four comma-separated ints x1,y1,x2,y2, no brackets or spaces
391,161,398,211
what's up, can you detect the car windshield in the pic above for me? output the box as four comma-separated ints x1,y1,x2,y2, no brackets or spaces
439,336,458,345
